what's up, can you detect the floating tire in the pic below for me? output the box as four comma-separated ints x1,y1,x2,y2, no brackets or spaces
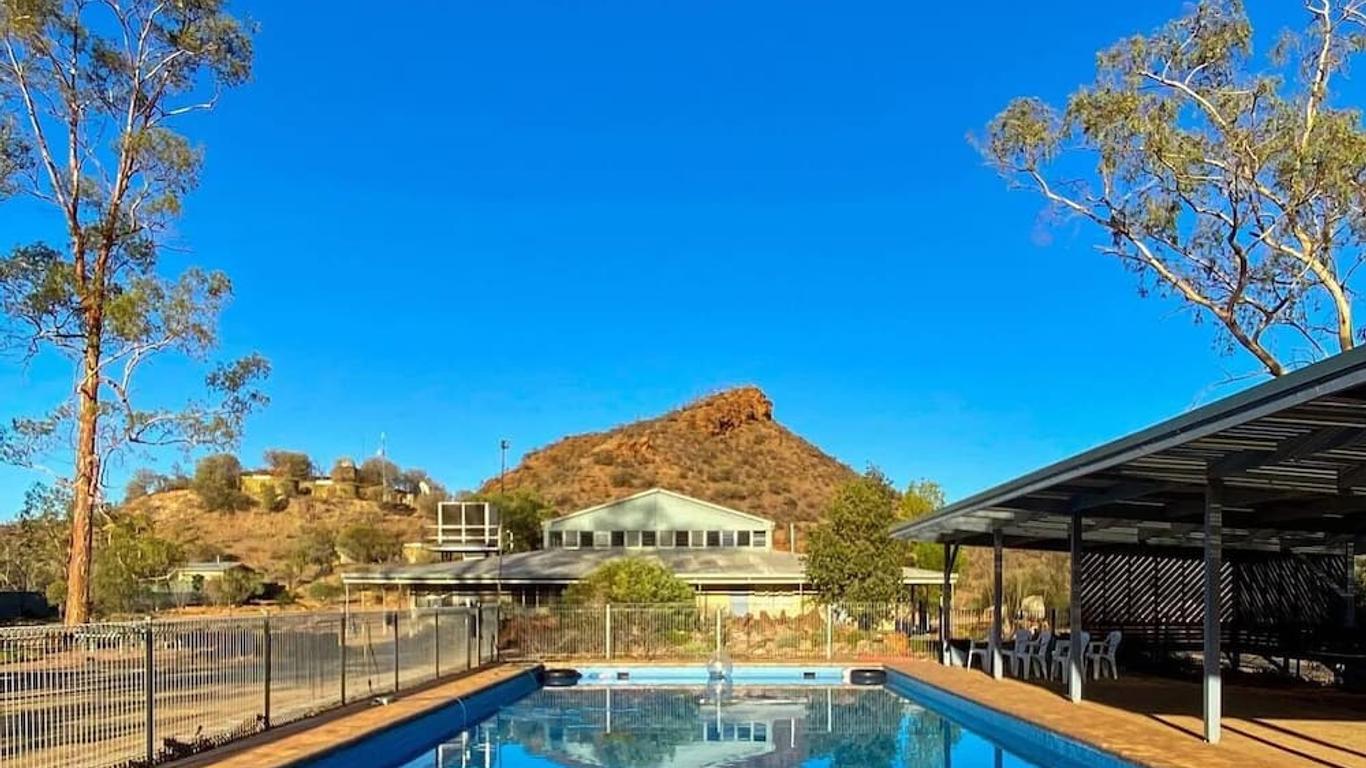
848,668,886,686
542,668,582,687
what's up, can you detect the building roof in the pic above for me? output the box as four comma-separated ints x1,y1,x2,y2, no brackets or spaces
545,488,775,528
892,347,1366,554
175,560,252,575
342,548,949,587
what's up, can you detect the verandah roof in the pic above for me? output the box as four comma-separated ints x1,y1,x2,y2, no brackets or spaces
891,346,1366,554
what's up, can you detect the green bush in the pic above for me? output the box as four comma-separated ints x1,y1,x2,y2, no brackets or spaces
306,580,343,603
564,558,693,605
256,482,287,512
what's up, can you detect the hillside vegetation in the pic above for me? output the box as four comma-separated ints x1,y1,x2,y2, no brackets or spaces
129,490,423,575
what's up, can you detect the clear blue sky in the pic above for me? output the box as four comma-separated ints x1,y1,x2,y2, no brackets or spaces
0,0,1347,515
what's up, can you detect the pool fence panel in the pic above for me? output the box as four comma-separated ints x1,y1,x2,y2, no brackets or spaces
497,602,1037,662
0,605,496,768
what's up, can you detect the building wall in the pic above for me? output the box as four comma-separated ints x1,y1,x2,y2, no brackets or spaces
394,581,812,614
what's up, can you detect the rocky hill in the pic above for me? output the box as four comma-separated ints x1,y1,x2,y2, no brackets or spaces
481,387,858,538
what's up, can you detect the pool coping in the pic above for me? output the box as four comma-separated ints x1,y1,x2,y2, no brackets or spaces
883,661,1282,768
885,666,1140,768
179,663,540,768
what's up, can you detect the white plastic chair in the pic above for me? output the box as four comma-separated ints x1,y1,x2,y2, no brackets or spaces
1050,631,1090,681
1085,630,1122,679
1025,628,1053,679
966,632,994,671
1000,628,1033,678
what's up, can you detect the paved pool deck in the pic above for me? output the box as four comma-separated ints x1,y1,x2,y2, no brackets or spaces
887,660,1366,768
183,663,537,768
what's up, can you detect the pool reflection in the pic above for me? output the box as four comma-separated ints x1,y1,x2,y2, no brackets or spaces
414,686,1034,768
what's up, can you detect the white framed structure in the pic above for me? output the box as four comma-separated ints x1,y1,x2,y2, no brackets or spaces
430,501,502,558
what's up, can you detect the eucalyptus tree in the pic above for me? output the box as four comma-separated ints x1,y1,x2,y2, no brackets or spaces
0,1,267,623
982,0,1366,376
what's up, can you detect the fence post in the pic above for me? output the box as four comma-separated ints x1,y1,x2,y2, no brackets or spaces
263,614,272,729
605,604,613,661
474,605,482,667
144,616,155,765
392,610,400,693
825,604,834,660
340,607,349,705
434,610,441,679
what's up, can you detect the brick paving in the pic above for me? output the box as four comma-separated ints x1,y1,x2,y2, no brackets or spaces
887,660,1366,768
187,664,536,768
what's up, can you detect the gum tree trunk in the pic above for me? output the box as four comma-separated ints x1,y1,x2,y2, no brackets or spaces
63,310,103,625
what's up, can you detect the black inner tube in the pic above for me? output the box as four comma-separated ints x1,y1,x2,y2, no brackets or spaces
542,668,582,687
849,668,886,686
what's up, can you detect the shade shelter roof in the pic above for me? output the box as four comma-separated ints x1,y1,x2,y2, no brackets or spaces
891,347,1366,554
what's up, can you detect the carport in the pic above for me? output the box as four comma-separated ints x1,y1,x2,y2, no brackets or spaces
892,348,1366,744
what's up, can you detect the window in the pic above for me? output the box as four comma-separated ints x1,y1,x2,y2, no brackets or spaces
642,531,657,547
676,531,692,547
549,531,563,548
594,531,611,549
611,530,625,547
721,531,736,547
753,530,767,548
737,531,750,547
691,530,705,548
706,531,721,548
659,531,674,548
579,531,594,548
754,723,768,742
626,531,641,548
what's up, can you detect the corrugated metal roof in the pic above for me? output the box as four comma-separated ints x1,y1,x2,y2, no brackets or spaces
342,548,948,586
892,347,1366,554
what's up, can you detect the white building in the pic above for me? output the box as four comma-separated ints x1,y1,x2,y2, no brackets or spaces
344,488,948,613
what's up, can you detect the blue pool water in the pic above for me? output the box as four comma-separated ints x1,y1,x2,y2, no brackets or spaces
304,667,1139,768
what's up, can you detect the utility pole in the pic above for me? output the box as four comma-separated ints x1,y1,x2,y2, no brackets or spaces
499,439,510,494
378,432,389,501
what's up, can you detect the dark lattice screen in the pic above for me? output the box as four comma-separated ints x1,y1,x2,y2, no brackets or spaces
1078,546,1350,654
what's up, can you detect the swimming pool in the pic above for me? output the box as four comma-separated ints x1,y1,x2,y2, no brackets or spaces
302,666,1140,767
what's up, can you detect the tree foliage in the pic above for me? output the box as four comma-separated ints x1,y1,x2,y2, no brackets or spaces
564,558,694,605
476,489,553,552
0,0,266,623
335,520,401,564
206,566,261,607
896,479,957,574
192,453,248,512
357,457,400,488
123,468,168,501
981,0,1366,376
0,482,70,605
264,450,313,481
91,511,183,615
805,469,909,604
